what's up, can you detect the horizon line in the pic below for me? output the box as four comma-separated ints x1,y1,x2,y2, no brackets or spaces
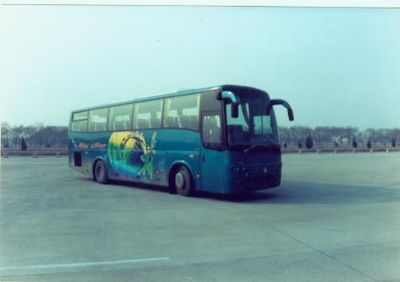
1,121,399,130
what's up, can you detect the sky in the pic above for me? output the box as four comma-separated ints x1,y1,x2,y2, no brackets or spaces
1,5,399,129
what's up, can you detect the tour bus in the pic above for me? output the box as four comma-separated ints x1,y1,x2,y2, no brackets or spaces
68,85,294,196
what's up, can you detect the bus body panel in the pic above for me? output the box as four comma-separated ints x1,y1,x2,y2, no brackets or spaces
157,129,201,189
200,148,227,194
69,129,201,189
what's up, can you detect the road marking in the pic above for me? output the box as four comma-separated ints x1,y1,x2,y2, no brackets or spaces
0,257,170,275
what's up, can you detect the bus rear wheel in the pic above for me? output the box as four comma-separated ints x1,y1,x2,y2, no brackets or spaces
94,160,108,184
174,166,194,197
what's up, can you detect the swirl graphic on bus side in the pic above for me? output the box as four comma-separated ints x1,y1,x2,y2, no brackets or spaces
107,131,157,179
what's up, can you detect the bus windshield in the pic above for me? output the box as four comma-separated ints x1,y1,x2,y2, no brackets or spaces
225,94,278,148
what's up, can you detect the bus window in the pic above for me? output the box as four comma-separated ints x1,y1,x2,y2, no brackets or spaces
163,94,200,131
71,111,88,132
133,100,162,129
108,104,133,131
254,115,272,134
226,103,250,145
88,108,109,132
226,97,275,146
202,114,221,148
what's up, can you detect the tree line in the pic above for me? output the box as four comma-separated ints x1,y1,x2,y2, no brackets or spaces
279,126,399,149
1,122,68,149
1,122,399,150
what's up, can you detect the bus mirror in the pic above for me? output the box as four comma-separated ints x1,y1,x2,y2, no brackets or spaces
220,91,239,104
218,91,240,118
266,99,294,121
231,104,239,118
287,107,294,121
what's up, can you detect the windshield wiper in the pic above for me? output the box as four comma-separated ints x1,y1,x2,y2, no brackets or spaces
243,143,280,153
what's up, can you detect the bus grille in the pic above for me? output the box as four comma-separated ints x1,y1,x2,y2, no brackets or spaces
229,163,282,192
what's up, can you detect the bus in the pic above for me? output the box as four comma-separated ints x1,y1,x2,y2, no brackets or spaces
68,85,294,196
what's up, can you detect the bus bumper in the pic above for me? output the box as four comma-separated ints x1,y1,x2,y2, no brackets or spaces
227,162,282,194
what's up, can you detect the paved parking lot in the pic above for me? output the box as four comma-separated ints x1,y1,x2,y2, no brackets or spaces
1,153,400,281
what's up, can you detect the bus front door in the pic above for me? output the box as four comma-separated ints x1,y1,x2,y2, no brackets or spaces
200,112,227,193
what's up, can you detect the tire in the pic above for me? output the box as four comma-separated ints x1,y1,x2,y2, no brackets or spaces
93,160,108,184
173,166,194,196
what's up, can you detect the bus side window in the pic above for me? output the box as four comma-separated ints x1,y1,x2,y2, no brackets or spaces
133,100,162,129
88,108,109,132
108,104,133,131
71,111,88,132
163,94,200,131
202,114,221,148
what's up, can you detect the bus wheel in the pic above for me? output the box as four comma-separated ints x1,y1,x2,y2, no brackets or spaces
174,166,194,196
94,160,108,184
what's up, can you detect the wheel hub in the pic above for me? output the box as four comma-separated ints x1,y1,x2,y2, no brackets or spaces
175,172,185,190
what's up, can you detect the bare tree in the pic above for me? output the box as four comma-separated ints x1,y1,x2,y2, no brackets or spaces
305,135,313,149
1,122,11,148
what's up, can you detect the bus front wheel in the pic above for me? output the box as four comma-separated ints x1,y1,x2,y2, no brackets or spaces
93,160,108,184
173,166,194,197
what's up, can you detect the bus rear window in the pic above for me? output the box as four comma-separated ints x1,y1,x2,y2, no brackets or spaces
71,111,88,132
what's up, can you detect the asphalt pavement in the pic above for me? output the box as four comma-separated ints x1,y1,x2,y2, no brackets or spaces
1,153,399,281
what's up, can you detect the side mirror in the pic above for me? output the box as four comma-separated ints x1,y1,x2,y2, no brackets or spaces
218,91,240,118
287,107,294,121
266,99,294,121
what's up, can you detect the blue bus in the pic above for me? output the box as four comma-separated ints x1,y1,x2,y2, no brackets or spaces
68,85,294,196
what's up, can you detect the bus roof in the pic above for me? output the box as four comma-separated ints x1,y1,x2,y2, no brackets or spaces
71,84,266,113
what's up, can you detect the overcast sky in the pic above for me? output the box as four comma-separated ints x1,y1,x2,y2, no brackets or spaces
1,6,399,129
